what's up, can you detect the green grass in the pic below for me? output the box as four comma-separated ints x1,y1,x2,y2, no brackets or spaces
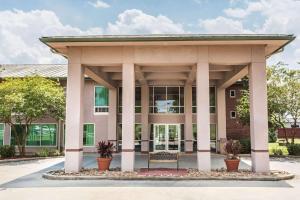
268,139,300,156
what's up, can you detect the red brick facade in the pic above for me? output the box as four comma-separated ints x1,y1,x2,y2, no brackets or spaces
225,83,250,139
278,128,300,138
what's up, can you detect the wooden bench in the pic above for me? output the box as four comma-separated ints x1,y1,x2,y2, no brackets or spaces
148,151,179,170
278,139,286,146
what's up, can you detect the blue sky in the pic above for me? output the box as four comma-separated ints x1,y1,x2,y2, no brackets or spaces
0,0,299,69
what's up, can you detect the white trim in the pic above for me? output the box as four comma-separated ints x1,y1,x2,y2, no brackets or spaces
94,85,109,115
149,86,185,114
83,123,96,147
10,123,58,147
230,111,237,119
229,90,236,98
153,123,181,153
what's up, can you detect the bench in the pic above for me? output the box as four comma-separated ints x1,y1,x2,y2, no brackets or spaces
148,151,179,170
278,139,286,146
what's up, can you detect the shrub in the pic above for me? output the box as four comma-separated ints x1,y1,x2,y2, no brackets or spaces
97,141,114,158
271,147,283,156
50,150,61,156
224,139,241,159
36,148,50,157
0,145,15,159
239,138,251,154
287,144,300,156
268,131,277,143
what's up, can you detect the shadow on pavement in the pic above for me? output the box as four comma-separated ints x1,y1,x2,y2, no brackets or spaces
0,154,294,189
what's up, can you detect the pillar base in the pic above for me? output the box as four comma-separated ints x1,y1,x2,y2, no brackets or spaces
197,151,211,171
251,151,270,172
65,151,83,173
121,151,135,172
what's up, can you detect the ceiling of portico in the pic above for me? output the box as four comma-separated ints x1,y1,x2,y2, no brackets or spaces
86,63,248,88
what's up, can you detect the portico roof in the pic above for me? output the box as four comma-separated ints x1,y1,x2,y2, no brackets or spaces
40,34,295,57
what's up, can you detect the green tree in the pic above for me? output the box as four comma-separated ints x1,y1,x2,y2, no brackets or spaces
236,63,300,144
0,76,65,156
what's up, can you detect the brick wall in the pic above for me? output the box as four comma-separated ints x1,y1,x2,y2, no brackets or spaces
225,83,250,140
278,128,300,138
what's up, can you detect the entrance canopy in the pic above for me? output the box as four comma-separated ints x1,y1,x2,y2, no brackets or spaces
40,34,295,173
40,34,295,88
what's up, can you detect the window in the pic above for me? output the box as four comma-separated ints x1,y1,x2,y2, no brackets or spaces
0,124,4,145
83,124,95,146
149,86,184,114
192,87,197,113
230,111,236,119
192,86,216,113
192,124,217,152
118,87,142,113
11,124,57,146
117,123,142,151
95,86,109,113
229,90,236,98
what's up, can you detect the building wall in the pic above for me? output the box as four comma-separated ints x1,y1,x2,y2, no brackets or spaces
1,78,248,153
225,83,250,140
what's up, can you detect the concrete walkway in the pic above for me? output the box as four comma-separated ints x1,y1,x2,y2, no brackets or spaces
83,153,251,170
0,154,300,200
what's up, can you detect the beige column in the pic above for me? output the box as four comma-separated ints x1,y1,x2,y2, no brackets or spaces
3,124,10,145
108,88,117,149
184,83,193,153
196,62,211,171
249,62,270,172
141,84,149,153
121,63,135,171
65,48,84,173
217,88,227,154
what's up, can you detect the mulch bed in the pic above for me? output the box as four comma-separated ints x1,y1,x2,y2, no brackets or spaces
44,168,294,181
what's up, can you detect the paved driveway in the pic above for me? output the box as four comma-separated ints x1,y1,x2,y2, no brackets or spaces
0,154,300,200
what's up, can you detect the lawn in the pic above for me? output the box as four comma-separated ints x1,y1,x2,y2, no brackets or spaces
268,139,300,156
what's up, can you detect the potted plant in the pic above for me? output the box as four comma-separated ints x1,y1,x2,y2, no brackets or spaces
97,141,114,171
224,139,242,172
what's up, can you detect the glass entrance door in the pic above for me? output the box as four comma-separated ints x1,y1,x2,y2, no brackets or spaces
153,124,180,152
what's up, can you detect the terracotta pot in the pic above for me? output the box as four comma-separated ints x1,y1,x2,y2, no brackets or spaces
224,159,240,172
97,157,112,171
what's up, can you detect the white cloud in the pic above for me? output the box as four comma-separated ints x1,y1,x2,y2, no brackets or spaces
224,1,263,18
199,16,253,33
253,0,300,68
0,9,102,64
106,9,184,34
88,0,110,9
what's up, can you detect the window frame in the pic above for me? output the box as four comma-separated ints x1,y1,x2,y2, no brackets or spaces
116,123,142,152
229,90,236,98
83,123,96,147
192,86,216,114
94,86,109,115
0,123,4,146
230,111,237,119
192,123,218,152
118,86,142,114
10,123,58,147
149,86,185,114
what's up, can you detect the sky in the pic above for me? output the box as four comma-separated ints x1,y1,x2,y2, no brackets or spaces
0,0,299,69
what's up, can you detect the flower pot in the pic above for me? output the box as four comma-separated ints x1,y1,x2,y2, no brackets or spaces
97,157,112,171
224,159,240,172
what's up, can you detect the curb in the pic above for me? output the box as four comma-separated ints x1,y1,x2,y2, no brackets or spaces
0,156,64,164
42,172,295,181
